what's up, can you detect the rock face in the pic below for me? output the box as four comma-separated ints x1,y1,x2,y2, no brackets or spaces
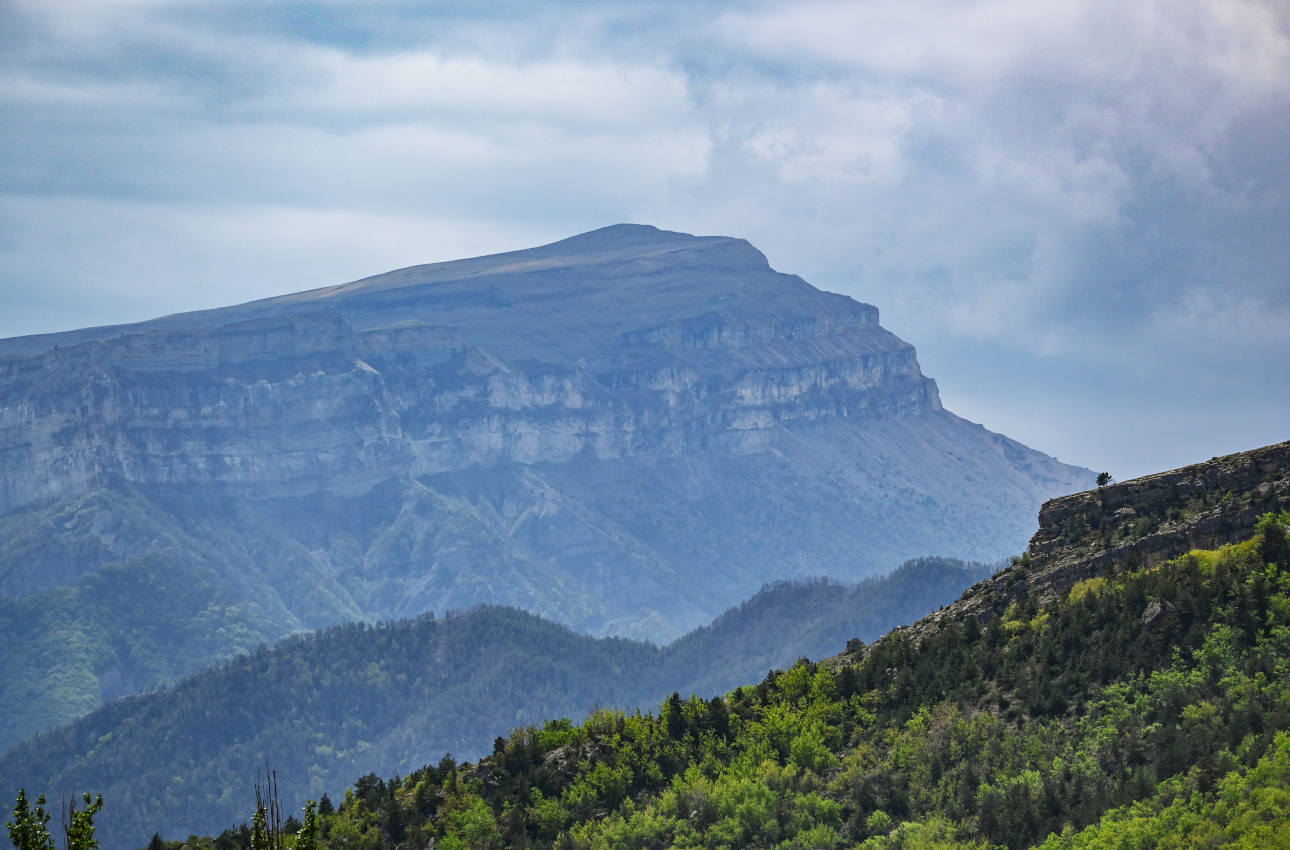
903,440,1290,637
1026,441,1290,580
0,227,936,512
0,225,1090,740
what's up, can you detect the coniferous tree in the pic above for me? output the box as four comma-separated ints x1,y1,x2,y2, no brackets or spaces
6,791,54,850
662,692,685,739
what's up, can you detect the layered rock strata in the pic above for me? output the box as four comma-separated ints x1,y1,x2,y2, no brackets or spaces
0,225,1091,743
0,227,939,515
904,440,1290,636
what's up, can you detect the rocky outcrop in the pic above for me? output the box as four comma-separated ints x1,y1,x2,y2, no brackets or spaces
1025,441,1290,587
905,440,1290,635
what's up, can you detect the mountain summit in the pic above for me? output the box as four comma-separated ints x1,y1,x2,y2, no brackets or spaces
0,225,1090,744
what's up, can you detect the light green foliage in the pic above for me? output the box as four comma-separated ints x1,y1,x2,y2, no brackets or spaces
878,817,998,849
295,801,317,850
857,815,995,849
249,807,268,850
439,795,501,850
264,513,1290,850
6,791,54,850
1255,510,1290,536
64,794,103,850
6,791,101,850
537,719,580,751
866,809,894,836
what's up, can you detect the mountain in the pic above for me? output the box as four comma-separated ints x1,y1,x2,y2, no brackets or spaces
0,224,1091,745
173,440,1288,850
0,558,990,850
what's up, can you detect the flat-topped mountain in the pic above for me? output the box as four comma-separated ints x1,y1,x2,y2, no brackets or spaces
0,225,935,511
0,224,1091,747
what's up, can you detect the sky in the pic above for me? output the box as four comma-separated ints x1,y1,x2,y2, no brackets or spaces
1,0,1287,479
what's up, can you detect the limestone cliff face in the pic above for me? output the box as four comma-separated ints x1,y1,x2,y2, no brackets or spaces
0,226,940,514
0,224,1095,754
0,224,1090,652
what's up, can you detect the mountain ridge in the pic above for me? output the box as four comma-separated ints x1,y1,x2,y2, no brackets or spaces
0,224,1091,749
891,439,1290,646
0,226,810,361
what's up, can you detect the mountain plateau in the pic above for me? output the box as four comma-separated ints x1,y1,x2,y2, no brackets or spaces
0,224,1092,748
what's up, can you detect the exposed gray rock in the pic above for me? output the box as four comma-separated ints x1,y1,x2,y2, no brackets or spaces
0,227,947,515
899,439,1290,643
0,224,1091,736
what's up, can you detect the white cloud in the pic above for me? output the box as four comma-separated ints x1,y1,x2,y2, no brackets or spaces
271,49,695,128
0,72,176,110
0,194,559,333
732,83,918,186
718,0,1084,84
0,0,1286,475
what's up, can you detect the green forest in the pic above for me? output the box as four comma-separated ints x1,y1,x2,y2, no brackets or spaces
1,560,987,849
106,510,1290,850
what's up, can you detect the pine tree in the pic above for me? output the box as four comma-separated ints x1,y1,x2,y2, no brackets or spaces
662,691,686,739
6,791,54,850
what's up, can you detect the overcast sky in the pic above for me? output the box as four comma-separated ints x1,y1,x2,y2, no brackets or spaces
2,0,1287,478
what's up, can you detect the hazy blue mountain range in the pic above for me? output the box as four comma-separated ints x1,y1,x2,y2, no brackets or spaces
0,558,991,850
0,224,1091,747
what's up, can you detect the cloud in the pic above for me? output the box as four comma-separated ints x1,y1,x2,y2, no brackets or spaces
717,0,1085,83
0,194,559,332
0,0,1287,476
273,50,694,127
692,1,1290,352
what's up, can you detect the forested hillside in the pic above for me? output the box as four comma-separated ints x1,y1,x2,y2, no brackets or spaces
0,559,987,850
181,510,1290,850
0,553,287,754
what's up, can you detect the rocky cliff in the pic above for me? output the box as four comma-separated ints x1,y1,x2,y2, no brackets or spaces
0,227,938,513
0,224,1091,747
900,440,1290,638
